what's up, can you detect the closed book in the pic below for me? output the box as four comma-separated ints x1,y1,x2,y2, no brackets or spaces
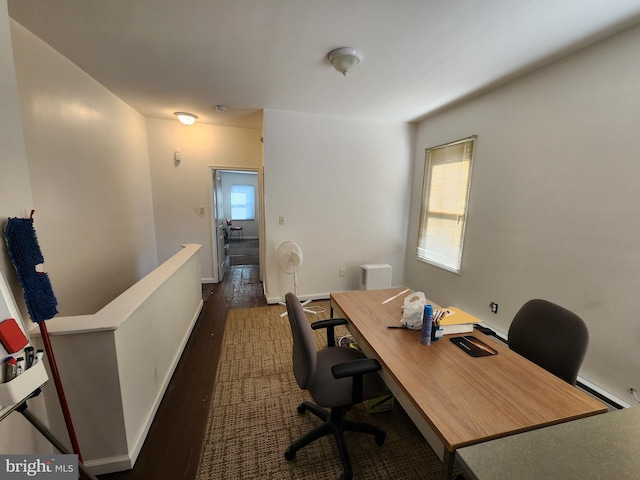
437,307,481,326
433,307,480,337
438,323,474,335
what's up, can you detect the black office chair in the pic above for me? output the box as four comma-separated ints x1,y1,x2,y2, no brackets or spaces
226,218,243,240
508,299,589,385
283,292,387,480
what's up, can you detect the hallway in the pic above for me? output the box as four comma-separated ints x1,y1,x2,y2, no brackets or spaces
99,265,266,480
227,238,259,266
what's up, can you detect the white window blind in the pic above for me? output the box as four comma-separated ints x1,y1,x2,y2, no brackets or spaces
417,136,476,273
230,184,255,220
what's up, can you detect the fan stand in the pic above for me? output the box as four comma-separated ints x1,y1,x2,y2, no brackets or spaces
279,298,315,317
279,271,317,317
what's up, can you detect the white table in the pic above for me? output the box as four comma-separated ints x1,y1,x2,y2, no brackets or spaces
457,406,639,480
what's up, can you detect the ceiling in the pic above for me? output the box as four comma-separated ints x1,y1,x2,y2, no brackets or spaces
8,0,640,130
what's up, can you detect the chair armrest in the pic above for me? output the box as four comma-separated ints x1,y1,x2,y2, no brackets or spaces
331,358,381,379
332,357,381,404
311,318,348,329
311,318,348,347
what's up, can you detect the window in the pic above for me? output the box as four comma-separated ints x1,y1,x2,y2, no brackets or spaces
417,136,476,274
230,184,255,220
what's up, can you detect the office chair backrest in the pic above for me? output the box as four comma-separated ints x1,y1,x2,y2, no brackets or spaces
508,299,589,385
286,292,317,390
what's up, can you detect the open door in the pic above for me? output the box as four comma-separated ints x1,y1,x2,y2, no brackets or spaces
210,167,263,285
211,169,228,282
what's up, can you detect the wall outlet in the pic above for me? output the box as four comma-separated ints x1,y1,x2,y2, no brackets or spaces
490,302,498,314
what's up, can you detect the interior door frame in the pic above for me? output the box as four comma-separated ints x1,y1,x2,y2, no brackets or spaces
209,166,264,283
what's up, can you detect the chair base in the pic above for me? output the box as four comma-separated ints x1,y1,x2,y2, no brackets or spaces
284,401,386,480
279,298,317,317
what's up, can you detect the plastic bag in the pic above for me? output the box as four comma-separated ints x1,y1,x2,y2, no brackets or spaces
402,292,426,330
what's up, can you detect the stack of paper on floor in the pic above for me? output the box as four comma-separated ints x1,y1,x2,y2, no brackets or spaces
435,307,481,335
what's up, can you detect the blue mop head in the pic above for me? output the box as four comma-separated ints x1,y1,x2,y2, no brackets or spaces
4,217,58,323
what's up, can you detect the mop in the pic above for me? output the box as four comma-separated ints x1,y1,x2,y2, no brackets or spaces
4,212,87,474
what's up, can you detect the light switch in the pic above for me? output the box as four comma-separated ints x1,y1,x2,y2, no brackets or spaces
279,216,285,225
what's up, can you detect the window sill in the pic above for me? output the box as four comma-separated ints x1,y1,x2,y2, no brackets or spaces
416,255,461,275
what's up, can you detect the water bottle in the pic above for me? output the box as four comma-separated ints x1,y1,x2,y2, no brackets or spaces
421,304,433,345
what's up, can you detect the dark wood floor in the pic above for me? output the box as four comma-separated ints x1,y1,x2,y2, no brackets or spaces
98,265,266,480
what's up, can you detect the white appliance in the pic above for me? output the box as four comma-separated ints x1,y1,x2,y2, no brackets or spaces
359,264,392,290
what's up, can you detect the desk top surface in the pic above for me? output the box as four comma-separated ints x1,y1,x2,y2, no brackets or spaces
331,287,607,451
456,405,639,480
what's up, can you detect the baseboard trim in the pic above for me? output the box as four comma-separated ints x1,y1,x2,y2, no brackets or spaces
266,293,330,305
82,455,133,476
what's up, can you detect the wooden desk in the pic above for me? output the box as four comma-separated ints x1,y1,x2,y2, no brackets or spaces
330,288,608,479
456,406,639,480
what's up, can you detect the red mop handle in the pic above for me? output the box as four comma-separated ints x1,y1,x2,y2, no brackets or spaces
38,321,84,463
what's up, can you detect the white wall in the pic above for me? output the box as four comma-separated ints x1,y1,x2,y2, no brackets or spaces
5,12,160,457
145,118,263,281
36,245,203,474
0,12,35,316
263,110,414,302
11,20,158,317
0,0,52,456
406,24,640,405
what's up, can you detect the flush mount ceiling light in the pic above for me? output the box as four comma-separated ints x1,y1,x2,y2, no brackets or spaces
174,112,198,126
328,47,363,76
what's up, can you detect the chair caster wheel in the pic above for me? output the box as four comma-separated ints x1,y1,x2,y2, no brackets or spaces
284,449,296,460
375,432,386,446
296,405,305,414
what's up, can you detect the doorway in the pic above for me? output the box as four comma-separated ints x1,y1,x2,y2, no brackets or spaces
210,167,263,284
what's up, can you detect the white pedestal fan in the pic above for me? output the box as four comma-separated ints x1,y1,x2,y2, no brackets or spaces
277,241,317,317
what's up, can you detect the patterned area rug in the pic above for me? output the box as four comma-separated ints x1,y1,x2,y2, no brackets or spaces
196,301,466,479
228,238,259,266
